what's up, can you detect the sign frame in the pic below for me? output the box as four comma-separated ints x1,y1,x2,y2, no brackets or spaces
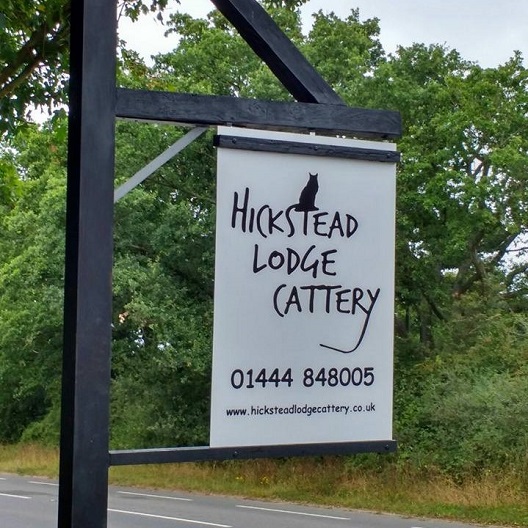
210,127,397,449
111,129,400,464
60,0,401,525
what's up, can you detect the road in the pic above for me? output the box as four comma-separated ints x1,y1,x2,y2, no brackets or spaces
1,473,481,528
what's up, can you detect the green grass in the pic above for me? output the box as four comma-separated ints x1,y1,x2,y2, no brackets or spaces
0,444,526,526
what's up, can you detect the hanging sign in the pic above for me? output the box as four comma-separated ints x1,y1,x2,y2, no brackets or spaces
210,127,398,448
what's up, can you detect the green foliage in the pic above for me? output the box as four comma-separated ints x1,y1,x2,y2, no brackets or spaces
0,0,69,135
0,4,527,491
0,126,66,443
0,156,22,210
395,296,528,478
111,133,216,446
397,367,528,479
367,45,528,347
0,0,173,137
155,10,293,99
303,9,384,104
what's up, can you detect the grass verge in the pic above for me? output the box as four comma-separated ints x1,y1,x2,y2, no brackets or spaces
0,444,526,526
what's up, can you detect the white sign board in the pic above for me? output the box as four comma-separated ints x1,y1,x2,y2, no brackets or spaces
210,127,396,448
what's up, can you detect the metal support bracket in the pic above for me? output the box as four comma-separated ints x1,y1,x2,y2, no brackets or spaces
114,126,207,202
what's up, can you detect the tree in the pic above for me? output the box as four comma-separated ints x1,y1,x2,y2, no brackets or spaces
0,123,67,442
1,4,527,477
0,0,314,136
367,45,528,346
110,120,216,447
0,0,171,136
0,2,388,446
302,8,384,104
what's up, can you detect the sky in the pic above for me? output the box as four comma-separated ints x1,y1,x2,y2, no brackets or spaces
119,0,528,68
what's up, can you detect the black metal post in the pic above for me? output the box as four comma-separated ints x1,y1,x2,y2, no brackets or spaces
58,0,117,526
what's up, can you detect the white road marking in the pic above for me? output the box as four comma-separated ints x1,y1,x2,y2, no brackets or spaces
236,504,350,520
28,481,59,487
109,508,231,527
117,490,192,501
0,492,31,500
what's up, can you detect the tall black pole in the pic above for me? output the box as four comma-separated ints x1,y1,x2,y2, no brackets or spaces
58,0,117,526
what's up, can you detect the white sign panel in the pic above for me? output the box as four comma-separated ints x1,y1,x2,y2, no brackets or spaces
210,127,396,448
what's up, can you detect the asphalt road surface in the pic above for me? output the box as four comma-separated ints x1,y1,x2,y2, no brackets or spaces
1,473,484,528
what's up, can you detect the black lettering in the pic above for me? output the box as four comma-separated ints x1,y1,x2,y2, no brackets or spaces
319,287,381,353
299,284,317,312
273,284,286,317
286,248,301,274
313,212,328,236
231,187,249,231
248,207,256,232
302,211,309,235
284,286,302,314
268,209,284,235
346,214,359,237
351,288,364,315
252,244,266,273
321,249,337,276
367,288,381,306
300,244,319,278
269,250,285,270
350,288,381,351
328,212,345,238
256,205,269,238
324,285,342,313
336,288,351,313
298,284,342,313
285,205,296,237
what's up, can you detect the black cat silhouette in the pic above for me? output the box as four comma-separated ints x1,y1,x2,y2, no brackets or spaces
294,173,319,212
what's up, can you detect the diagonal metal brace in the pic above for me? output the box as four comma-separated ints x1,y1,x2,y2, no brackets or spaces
210,0,345,105
114,126,207,202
